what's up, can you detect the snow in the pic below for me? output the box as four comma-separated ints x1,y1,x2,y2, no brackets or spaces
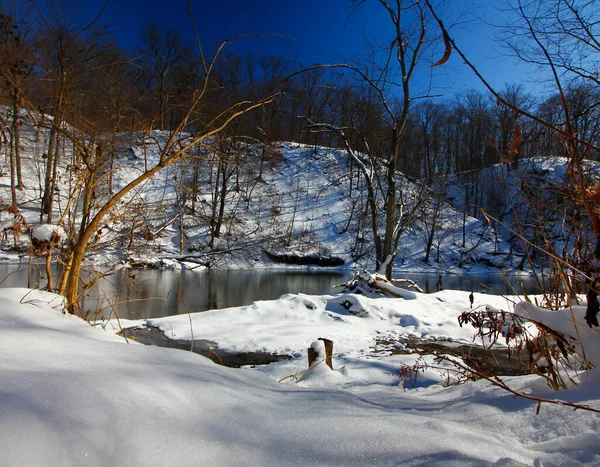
0,217,17,231
134,288,502,379
3,287,600,465
31,224,66,243
309,338,327,362
115,286,524,388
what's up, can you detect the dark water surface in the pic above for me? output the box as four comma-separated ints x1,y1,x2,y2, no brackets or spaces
0,264,542,320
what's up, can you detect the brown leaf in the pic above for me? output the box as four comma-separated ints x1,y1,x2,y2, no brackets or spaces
430,30,452,68
506,124,521,158
586,181,600,205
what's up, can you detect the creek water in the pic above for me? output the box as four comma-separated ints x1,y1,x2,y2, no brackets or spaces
0,264,543,320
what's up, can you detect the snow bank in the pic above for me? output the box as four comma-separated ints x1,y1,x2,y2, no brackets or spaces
135,289,526,388
2,287,600,465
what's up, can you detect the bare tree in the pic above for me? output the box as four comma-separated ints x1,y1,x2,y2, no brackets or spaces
139,22,195,131
34,2,111,223
502,0,600,302
55,37,277,314
0,5,35,206
301,0,434,279
425,0,600,306
491,83,533,162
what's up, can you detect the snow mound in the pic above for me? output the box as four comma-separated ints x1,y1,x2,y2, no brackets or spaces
31,224,66,243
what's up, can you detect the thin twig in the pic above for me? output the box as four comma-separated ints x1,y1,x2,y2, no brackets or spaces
436,354,600,414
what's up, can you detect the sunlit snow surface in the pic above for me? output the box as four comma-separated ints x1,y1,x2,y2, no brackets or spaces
3,288,600,466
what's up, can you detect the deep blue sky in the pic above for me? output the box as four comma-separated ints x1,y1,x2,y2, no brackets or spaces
97,0,540,98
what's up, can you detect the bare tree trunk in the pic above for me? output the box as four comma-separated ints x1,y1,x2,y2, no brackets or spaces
12,94,24,190
191,152,200,213
179,207,185,254
45,250,53,292
258,142,266,181
41,131,55,220
208,157,221,248
9,99,18,210
424,202,441,263
382,131,400,278
42,85,65,222
214,164,228,239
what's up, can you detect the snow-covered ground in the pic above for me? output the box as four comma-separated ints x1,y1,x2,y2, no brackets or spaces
3,286,600,466
125,283,515,386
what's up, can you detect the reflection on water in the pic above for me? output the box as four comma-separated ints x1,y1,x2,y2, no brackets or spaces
88,269,356,320
0,264,544,320
397,273,541,296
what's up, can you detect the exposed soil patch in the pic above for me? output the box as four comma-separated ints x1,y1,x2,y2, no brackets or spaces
120,326,292,368
121,327,531,377
376,336,532,377
264,250,345,267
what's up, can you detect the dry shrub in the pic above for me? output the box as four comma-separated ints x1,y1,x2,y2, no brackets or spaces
0,202,29,248
264,145,284,167
459,306,580,390
397,357,425,390
585,181,600,209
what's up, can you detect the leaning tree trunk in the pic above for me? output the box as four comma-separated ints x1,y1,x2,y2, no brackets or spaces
62,153,189,314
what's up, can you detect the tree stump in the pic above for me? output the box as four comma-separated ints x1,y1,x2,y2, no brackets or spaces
307,338,334,370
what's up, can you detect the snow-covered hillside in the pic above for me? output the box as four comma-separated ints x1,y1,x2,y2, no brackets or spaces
446,157,599,272
0,111,520,274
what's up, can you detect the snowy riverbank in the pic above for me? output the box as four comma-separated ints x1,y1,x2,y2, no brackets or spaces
2,287,600,465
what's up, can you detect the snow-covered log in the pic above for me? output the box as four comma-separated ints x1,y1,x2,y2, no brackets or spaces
514,301,600,373
342,272,418,299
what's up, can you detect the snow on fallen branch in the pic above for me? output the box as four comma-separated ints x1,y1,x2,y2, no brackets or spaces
514,301,600,371
459,305,580,390
457,297,600,392
341,272,418,299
